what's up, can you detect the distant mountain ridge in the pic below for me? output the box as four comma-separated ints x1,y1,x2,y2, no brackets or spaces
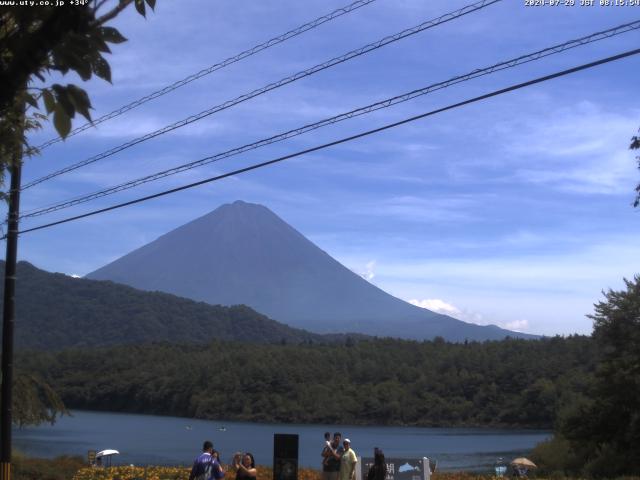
1,261,341,350
87,200,535,341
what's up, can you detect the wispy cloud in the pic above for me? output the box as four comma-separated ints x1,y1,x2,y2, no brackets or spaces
345,195,487,223
497,101,639,194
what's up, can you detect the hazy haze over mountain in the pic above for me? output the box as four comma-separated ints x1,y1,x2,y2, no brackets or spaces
87,201,534,341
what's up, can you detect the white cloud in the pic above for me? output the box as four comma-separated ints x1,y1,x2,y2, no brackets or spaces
409,298,532,332
362,260,376,282
408,298,487,326
504,319,529,332
409,298,459,315
353,260,377,282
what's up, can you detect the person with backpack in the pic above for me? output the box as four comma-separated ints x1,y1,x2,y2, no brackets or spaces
189,440,226,480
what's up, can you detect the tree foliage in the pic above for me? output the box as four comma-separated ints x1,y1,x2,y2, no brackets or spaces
535,277,640,477
1,0,156,426
12,370,66,427
0,0,155,187
19,335,596,429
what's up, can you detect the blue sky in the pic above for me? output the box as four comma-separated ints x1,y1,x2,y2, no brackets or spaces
9,0,640,336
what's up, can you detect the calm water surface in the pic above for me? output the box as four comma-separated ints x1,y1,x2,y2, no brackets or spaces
13,410,550,471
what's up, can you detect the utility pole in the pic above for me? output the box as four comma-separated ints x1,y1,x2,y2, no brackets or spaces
0,99,24,480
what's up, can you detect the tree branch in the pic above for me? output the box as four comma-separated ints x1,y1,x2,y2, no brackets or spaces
94,0,134,26
94,0,110,14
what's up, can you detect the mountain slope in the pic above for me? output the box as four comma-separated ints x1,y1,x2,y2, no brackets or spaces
87,200,534,341
1,261,332,350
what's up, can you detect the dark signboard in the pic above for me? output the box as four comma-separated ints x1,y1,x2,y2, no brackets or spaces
358,457,430,480
273,434,298,480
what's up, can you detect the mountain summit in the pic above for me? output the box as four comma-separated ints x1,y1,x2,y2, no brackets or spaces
87,200,531,341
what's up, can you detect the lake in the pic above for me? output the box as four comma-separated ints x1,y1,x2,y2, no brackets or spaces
13,410,550,472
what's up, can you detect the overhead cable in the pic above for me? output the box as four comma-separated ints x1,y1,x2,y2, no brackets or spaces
22,0,502,191
19,20,640,219
34,0,379,150
12,47,640,238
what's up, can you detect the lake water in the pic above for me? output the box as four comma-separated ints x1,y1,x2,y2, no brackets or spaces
13,410,550,472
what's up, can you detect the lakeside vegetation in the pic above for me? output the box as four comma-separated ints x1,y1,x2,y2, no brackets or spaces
530,278,640,478
13,453,84,480
9,270,639,477
10,277,640,478
19,335,594,428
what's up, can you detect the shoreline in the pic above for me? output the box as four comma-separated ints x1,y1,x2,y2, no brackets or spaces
48,408,555,432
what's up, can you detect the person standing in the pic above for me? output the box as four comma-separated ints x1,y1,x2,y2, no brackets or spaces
322,432,344,480
189,440,225,480
234,452,257,480
367,448,387,480
322,432,334,466
340,439,358,480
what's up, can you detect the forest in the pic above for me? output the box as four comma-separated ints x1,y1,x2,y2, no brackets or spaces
0,261,344,349
19,335,594,428
12,277,640,477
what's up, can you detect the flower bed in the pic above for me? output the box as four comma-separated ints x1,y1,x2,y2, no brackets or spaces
72,466,525,480
72,465,323,480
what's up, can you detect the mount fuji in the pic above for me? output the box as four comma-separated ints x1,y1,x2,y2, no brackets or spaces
87,200,534,341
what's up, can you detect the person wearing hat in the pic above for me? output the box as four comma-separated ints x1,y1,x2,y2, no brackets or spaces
339,438,358,480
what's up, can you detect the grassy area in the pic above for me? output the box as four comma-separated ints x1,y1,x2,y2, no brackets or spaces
13,453,85,480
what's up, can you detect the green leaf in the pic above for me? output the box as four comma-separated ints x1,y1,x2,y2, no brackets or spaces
134,0,146,17
50,48,72,75
66,85,92,122
53,104,71,139
52,85,75,118
92,56,112,83
91,35,112,54
145,0,156,9
73,55,92,81
100,26,127,44
42,89,56,115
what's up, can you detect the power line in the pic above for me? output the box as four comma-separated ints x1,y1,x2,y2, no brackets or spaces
34,0,379,151
19,20,640,220
22,0,502,191
12,47,640,238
